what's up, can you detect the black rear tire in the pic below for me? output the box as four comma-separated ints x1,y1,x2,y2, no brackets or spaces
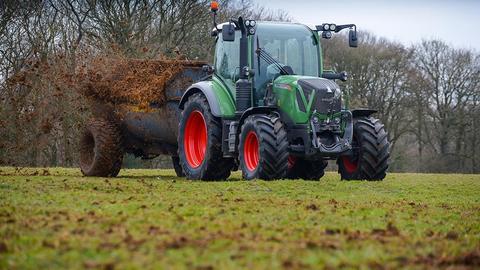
171,156,185,177
287,158,328,180
178,93,233,180
337,116,389,180
238,114,289,180
79,118,124,177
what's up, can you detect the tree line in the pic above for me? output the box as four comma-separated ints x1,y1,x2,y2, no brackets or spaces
0,0,479,173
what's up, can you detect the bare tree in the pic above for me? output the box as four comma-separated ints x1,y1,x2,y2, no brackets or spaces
413,40,480,172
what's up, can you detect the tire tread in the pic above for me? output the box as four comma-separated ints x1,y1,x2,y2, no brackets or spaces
338,116,390,181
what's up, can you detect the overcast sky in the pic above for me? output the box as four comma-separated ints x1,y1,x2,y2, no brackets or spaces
253,0,479,50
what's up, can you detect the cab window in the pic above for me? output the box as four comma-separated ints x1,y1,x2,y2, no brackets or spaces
254,23,320,98
214,31,241,88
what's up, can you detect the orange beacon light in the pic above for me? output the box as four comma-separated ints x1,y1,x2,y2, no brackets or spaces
211,1,219,12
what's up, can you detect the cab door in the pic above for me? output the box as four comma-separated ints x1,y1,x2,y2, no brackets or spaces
214,31,241,96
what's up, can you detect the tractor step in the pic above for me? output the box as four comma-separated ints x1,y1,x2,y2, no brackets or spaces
221,120,238,157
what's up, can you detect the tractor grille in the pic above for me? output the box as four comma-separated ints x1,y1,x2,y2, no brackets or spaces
298,78,342,115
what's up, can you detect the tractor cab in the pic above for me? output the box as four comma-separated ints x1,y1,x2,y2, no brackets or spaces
213,22,321,103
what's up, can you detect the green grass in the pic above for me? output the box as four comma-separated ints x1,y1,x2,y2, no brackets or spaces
0,167,479,269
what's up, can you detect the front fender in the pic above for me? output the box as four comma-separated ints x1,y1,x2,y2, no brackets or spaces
237,106,278,135
351,109,377,118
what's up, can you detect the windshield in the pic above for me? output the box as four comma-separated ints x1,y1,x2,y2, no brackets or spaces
254,23,320,97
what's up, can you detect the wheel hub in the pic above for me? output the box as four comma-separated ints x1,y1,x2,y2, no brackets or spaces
184,110,207,168
244,131,259,171
342,156,359,173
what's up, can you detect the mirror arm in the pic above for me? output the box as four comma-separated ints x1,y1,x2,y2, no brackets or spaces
334,24,356,33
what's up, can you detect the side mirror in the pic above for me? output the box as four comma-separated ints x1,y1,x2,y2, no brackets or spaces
222,24,235,42
202,64,214,74
349,29,358,48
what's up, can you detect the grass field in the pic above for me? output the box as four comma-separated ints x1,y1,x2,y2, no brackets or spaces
0,167,479,269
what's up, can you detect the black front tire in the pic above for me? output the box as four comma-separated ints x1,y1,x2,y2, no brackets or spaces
238,114,289,180
287,158,328,180
337,116,390,180
178,93,233,180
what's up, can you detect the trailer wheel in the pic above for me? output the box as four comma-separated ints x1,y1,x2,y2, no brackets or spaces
287,157,328,180
337,116,389,180
171,156,185,177
239,115,289,180
178,93,233,180
79,118,123,177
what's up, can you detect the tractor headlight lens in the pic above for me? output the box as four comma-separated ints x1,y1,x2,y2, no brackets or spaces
323,24,329,31
249,28,255,35
245,20,250,26
250,20,256,27
329,24,336,31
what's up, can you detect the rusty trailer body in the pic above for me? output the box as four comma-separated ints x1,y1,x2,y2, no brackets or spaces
122,63,207,158
79,62,207,177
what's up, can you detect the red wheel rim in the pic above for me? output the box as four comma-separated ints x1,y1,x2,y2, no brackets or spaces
288,155,296,169
244,131,259,171
184,110,207,168
342,156,358,173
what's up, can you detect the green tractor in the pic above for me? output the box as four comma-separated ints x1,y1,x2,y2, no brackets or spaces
79,2,389,181
176,2,390,180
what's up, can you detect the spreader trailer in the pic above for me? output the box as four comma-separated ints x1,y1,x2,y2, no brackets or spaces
79,1,390,181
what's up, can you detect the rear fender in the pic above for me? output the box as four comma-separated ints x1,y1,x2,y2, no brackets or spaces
179,81,235,118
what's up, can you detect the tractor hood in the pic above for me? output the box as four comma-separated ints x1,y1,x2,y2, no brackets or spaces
272,75,343,124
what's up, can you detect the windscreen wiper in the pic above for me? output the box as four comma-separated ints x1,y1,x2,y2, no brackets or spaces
256,37,291,76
